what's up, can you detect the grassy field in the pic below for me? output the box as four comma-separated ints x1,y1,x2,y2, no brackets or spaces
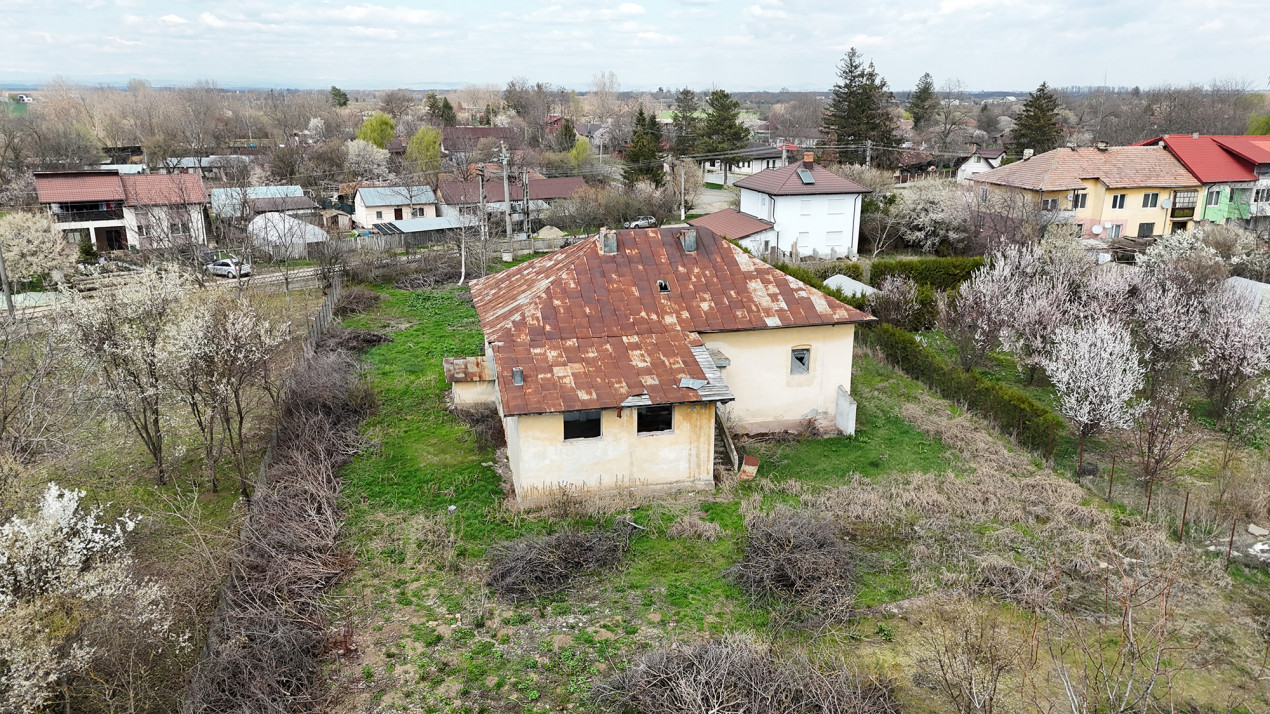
328,283,1270,713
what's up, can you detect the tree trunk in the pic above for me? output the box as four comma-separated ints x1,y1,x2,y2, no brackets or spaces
1146,479,1155,518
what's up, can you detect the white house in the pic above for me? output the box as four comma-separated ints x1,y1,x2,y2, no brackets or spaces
34,170,209,252
732,153,871,259
955,146,1006,183
353,185,437,228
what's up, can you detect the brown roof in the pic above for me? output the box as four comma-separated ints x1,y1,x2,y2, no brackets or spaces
469,227,873,416
121,174,208,206
248,196,318,213
970,146,1200,191
34,171,125,204
733,161,871,196
442,126,518,146
439,177,586,204
688,208,773,240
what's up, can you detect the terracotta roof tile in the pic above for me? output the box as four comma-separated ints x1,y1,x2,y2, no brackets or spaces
34,171,125,204
970,146,1200,191
121,173,208,206
688,208,774,240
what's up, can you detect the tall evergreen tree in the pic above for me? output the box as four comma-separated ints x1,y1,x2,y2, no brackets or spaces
907,73,938,130
623,108,664,187
670,88,702,156
329,86,349,107
1010,82,1064,154
438,97,458,126
554,118,578,152
820,48,900,167
697,90,750,184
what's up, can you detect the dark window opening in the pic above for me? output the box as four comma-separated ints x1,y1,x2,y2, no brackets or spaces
1137,222,1155,238
657,279,670,294
791,348,810,375
563,410,602,440
636,405,674,433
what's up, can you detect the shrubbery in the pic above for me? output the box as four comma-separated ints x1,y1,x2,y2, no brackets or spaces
485,527,633,602
863,323,1065,455
869,256,985,291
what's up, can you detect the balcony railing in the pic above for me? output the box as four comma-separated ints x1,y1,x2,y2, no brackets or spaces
54,208,123,223
1170,206,1195,219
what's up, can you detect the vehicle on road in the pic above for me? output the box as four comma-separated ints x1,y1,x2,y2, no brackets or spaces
623,215,657,229
205,258,252,278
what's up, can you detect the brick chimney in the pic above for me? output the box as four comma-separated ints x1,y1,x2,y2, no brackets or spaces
802,151,815,168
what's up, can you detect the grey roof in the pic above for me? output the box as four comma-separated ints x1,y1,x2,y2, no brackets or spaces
824,274,877,297
618,343,734,407
247,212,328,245
357,185,437,206
374,215,467,235
210,185,305,218
1227,276,1270,310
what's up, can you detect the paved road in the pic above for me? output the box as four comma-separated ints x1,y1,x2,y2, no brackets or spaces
694,186,736,215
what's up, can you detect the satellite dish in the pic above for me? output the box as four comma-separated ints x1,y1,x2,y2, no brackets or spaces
1161,199,1172,208
1091,225,1103,235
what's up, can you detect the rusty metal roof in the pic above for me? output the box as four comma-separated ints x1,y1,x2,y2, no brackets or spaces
443,356,495,383
469,227,871,416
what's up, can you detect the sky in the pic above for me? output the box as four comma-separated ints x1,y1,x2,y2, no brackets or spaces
2,0,1268,93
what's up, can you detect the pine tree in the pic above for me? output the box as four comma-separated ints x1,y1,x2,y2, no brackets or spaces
907,73,938,130
697,89,750,184
1011,82,1064,154
438,98,457,127
554,118,578,152
820,48,899,167
670,88,702,156
329,86,349,108
623,108,664,187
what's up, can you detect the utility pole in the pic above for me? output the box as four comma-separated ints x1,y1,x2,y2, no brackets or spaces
477,166,488,245
865,140,872,168
499,141,513,255
522,167,531,237
0,241,12,319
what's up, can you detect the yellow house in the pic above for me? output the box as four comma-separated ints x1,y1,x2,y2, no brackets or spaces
971,146,1202,242
444,227,875,503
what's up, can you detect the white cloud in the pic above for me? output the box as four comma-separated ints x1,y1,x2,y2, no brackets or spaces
199,12,227,28
616,2,645,15
159,13,188,23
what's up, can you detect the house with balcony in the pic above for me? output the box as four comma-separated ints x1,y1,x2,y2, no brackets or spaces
1136,134,1259,228
34,170,209,252
1204,136,1270,233
969,145,1202,246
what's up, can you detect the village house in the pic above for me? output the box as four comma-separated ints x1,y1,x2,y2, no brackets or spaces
955,145,1006,182
699,142,791,186
437,176,585,225
444,226,873,502
352,185,438,228
34,170,209,252
970,145,1202,242
1139,135,1270,233
726,153,871,259
209,185,312,220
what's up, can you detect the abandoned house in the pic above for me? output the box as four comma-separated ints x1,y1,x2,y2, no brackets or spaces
444,226,874,502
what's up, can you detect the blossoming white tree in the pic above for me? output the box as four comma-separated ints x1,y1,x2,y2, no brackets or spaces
59,269,188,484
0,212,76,301
1193,284,1270,418
344,139,388,182
0,484,179,712
1043,319,1145,472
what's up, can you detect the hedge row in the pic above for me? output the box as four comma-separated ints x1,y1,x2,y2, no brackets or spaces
799,260,865,283
861,323,1065,456
869,257,985,290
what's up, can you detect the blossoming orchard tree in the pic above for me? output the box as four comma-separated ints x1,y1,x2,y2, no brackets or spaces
1193,283,1270,419
0,484,182,712
1043,319,1145,473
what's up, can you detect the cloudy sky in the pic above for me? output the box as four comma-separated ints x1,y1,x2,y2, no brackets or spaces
2,0,1267,92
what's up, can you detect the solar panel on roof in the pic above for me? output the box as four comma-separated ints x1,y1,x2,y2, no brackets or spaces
797,168,815,185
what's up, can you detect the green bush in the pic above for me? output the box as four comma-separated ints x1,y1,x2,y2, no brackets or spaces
869,257,985,290
801,260,864,283
861,324,1065,455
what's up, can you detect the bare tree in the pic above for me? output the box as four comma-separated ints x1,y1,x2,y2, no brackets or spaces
916,596,1028,714
1133,386,1201,516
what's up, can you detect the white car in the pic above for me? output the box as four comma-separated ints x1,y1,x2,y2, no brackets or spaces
205,258,252,278
623,215,657,229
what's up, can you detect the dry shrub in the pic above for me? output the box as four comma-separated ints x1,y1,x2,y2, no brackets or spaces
393,250,466,289
915,596,1030,714
316,326,392,353
183,345,374,712
728,506,857,624
593,635,901,714
666,511,724,541
332,286,381,317
485,527,633,602
452,403,506,450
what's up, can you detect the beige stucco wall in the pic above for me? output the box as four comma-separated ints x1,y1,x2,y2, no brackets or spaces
704,323,855,433
453,380,498,406
505,402,716,503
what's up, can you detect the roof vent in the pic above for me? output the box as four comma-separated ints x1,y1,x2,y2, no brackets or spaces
1023,149,1035,159
1192,132,1199,139
512,367,523,386
680,228,697,252
657,279,670,294
600,230,617,254
1095,141,1109,152
1066,141,1077,150
802,151,815,168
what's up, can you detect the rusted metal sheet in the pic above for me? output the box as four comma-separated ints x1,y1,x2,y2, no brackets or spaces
443,356,494,383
